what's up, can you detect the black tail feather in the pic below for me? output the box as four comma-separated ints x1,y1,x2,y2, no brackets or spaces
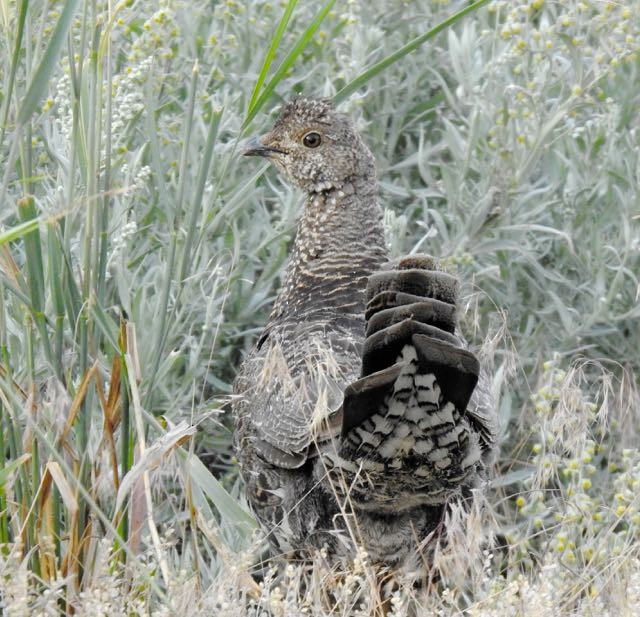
342,363,404,437
361,318,459,376
365,298,457,337
411,333,479,411
366,269,459,305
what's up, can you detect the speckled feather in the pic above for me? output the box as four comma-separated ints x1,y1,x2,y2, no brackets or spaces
234,98,497,567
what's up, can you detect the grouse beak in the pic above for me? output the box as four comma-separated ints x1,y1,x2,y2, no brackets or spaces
242,136,285,158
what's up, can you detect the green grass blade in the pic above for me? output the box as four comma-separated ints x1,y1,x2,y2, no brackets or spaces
0,218,40,246
183,452,257,532
16,0,82,126
174,60,199,231
59,240,83,336
143,77,168,208
117,319,131,552
333,0,491,104
0,0,28,147
179,106,223,283
247,0,298,115
0,453,30,488
144,234,177,407
242,0,336,129
46,221,65,378
90,303,120,353
18,197,53,364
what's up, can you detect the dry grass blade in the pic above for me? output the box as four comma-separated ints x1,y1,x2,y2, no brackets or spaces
58,363,98,449
45,461,78,516
100,351,122,486
115,421,196,513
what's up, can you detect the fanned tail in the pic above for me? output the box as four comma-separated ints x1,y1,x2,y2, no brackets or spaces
325,255,490,513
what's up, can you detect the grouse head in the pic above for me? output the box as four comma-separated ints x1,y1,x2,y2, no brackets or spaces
243,97,375,193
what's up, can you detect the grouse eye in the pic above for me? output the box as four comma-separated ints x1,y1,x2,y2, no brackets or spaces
302,132,322,148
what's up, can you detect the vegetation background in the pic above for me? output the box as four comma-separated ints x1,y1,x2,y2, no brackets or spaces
0,0,639,614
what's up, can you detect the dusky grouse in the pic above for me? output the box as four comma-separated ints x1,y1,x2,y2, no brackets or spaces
234,97,496,569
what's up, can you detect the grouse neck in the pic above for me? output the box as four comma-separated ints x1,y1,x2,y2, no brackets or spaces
270,176,388,323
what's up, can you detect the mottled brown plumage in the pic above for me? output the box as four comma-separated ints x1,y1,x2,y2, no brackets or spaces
234,97,496,569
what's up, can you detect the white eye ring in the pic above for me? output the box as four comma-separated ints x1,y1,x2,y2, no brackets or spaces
302,132,322,148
